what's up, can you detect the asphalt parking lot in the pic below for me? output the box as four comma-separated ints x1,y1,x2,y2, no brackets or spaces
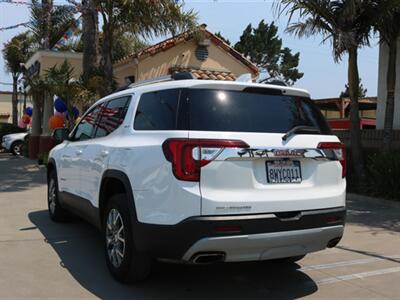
1,153,400,299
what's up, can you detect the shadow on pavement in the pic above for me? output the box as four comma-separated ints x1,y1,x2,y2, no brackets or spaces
0,154,46,193
346,198,400,233
29,210,318,299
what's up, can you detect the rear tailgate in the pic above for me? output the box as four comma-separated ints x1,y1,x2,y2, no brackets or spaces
188,131,346,215
185,87,346,216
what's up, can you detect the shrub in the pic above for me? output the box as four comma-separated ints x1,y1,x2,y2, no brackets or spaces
366,151,400,200
38,151,49,166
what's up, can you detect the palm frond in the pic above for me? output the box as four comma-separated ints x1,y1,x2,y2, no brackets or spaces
279,0,373,62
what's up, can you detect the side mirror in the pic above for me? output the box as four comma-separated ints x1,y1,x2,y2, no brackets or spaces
52,128,70,143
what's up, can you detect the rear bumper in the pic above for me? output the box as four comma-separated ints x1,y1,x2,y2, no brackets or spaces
133,207,346,261
183,225,343,262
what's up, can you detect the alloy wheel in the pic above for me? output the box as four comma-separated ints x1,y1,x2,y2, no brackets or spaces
48,178,56,214
106,208,126,268
13,143,22,156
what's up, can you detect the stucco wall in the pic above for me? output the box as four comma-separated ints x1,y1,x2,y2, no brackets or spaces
376,38,400,129
0,92,12,123
39,56,83,79
25,51,83,80
114,39,254,87
0,91,34,123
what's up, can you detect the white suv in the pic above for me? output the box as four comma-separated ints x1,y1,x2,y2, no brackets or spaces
2,132,28,156
47,76,346,283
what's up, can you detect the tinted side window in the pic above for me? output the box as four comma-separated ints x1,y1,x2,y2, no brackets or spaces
95,96,130,137
72,106,101,141
134,89,180,130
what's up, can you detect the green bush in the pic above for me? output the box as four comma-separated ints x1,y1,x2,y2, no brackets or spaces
367,151,400,200
38,151,49,166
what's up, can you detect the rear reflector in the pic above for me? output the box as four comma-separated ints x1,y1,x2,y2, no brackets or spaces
162,139,249,182
214,226,242,233
318,142,347,177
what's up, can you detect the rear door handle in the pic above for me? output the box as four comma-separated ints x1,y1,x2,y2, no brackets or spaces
76,150,83,156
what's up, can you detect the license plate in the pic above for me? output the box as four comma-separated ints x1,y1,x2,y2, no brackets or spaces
266,160,302,184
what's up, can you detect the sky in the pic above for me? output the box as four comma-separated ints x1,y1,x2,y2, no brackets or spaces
0,0,380,99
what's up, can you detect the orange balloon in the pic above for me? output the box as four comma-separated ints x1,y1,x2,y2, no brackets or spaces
48,115,65,130
22,114,31,124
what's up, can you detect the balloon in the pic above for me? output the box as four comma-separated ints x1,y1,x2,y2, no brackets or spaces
54,111,65,119
65,107,80,120
18,118,27,129
25,106,33,117
54,98,67,113
72,106,79,119
48,115,65,130
22,114,31,124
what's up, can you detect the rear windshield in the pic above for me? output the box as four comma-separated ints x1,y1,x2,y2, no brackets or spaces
187,89,331,134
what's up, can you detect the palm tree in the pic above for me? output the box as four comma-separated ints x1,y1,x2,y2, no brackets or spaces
45,60,95,129
28,0,76,48
372,0,400,152
2,32,33,125
95,0,197,95
25,74,46,136
278,0,373,188
27,0,76,135
81,0,99,81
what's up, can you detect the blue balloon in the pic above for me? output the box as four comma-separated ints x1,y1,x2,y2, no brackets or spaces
65,106,80,120
54,98,67,113
25,106,33,117
72,106,79,119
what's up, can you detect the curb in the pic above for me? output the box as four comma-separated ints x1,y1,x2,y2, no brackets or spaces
347,193,400,208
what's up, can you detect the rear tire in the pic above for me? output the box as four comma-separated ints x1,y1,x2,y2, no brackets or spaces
103,194,152,283
47,170,71,222
11,141,23,156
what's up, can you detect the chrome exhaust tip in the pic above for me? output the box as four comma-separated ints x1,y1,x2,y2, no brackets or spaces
191,252,226,264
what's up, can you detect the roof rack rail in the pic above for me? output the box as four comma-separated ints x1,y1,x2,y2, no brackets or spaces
128,75,172,89
127,72,196,89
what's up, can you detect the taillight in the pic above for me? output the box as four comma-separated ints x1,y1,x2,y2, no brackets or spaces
162,139,249,182
318,142,346,178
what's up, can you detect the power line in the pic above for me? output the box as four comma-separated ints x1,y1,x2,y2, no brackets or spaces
0,0,79,31
0,22,31,31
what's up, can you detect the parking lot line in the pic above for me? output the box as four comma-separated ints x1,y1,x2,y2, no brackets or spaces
301,255,400,271
316,266,400,285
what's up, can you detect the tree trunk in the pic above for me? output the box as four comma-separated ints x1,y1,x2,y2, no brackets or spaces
23,91,27,112
42,93,53,135
31,96,42,136
82,0,98,80
348,48,365,188
100,21,114,96
11,75,18,126
382,41,397,153
41,0,53,49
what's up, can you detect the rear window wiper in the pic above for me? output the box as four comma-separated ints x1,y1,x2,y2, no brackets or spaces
282,125,321,141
